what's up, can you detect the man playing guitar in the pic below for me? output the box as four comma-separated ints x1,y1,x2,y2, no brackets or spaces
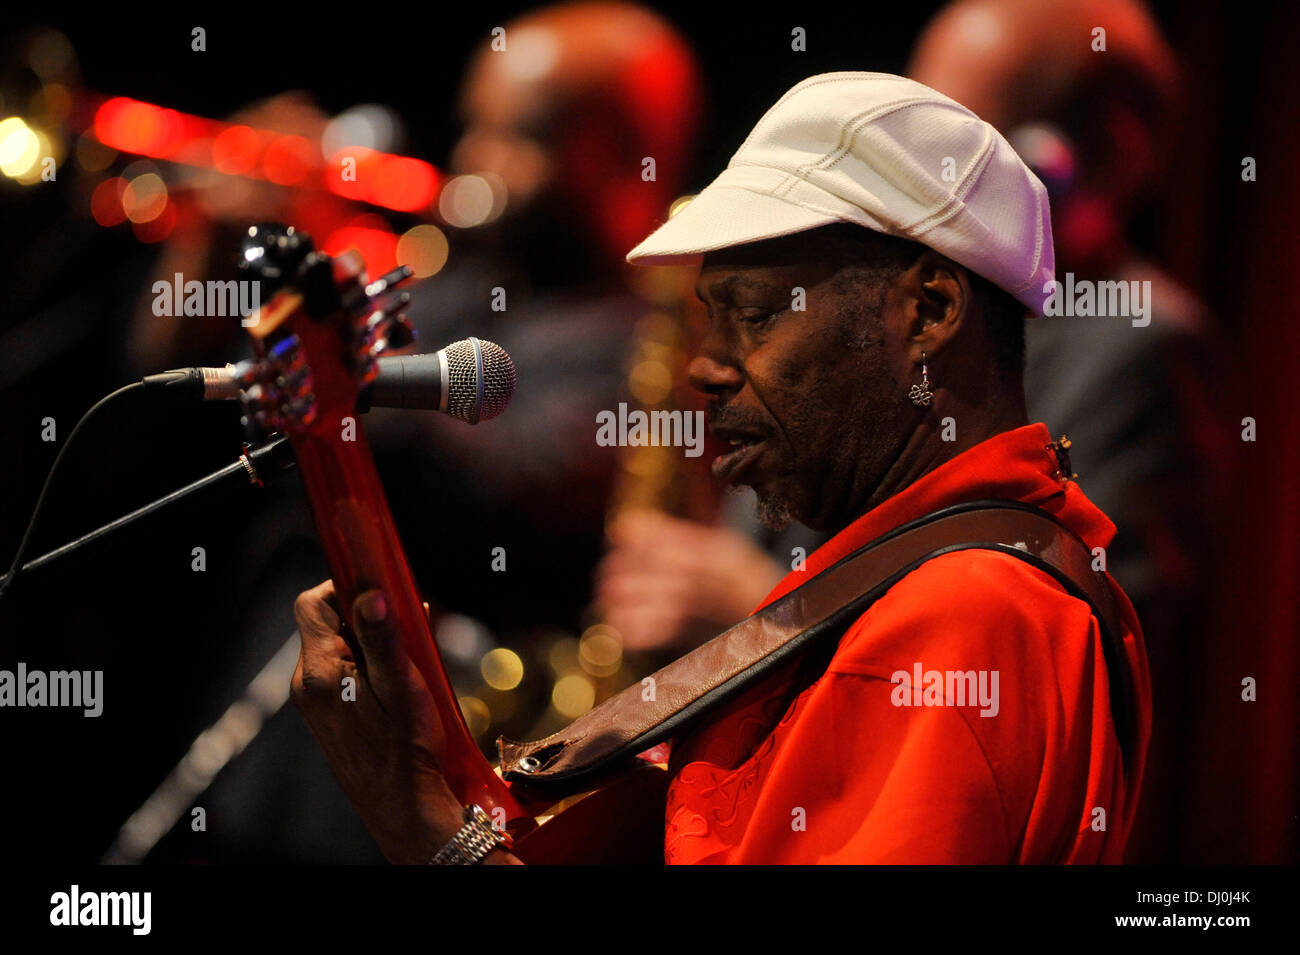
287,74,1150,865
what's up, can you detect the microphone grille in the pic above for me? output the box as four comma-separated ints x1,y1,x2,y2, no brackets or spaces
442,337,516,424
477,339,516,421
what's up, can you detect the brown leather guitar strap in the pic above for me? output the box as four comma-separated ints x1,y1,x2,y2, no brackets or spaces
499,499,1135,795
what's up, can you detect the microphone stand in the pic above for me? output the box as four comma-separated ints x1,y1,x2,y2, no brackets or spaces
0,435,296,588
101,628,302,864
0,433,300,862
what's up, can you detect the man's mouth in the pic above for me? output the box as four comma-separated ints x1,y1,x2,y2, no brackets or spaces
710,428,765,483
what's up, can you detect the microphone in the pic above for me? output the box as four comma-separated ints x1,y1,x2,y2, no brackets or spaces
142,337,516,425
362,338,515,423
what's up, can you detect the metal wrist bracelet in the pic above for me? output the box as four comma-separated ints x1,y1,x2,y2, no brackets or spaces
428,804,511,865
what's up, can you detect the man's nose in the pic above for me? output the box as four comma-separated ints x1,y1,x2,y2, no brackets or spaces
688,350,744,397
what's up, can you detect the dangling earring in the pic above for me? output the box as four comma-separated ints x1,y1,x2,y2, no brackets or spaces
908,350,933,407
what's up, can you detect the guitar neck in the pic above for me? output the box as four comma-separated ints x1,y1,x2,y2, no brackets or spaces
239,231,545,847
290,420,537,832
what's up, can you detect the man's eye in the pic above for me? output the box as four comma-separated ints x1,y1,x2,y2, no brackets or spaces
738,308,777,326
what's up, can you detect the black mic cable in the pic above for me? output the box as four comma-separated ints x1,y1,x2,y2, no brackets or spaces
0,381,143,604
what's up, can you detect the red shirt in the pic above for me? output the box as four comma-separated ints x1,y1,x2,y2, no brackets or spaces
662,423,1151,863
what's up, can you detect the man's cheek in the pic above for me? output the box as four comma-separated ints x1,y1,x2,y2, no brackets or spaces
778,386,834,448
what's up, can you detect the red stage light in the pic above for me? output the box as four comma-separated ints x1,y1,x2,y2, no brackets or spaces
263,134,313,185
371,155,439,213
131,198,177,243
93,98,183,158
324,146,374,202
90,176,128,226
211,125,262,176
323,220,398,276
86,97,447,219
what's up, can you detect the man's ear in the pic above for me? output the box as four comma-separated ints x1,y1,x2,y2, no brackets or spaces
896,250,971,363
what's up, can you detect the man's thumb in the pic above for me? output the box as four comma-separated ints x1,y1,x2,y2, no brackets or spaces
350,590,426,718
352,590,397,658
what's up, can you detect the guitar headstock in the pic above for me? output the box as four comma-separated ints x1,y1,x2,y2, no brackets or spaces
229,226,542,837
236,223,415,438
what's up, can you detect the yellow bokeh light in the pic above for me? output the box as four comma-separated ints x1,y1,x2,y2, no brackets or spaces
16,130,56,185
123,173,168,223
628,358,673,405
395,224,449,279
0,117,28,144
620,445,666,480
0,118,41,178
579,624,623,677
552,672,596,718
480,647,524,691
458,696,491,737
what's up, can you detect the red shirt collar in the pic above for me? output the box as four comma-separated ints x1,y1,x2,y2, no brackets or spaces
757,423,1117,609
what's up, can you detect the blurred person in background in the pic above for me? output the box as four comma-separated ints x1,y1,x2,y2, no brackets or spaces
123,92,334,376
908,0,1234,861
368,0,704,647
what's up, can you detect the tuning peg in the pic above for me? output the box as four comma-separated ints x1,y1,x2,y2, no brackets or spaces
343,264,415,314
273,365,313,402
364,265,414,300
374,290,411,323
239,224,314,296
355,292,407,336
353,291,413,367
386,314,417,350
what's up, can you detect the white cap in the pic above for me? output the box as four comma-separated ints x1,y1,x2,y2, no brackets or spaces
626,72,1054,316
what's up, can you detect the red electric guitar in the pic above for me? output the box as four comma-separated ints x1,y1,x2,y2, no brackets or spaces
236,224,666,864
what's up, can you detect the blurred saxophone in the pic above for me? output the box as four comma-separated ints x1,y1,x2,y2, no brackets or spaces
511,199,725,743
611,250,719,525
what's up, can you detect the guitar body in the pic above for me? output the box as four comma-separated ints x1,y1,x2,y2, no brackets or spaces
510,763,669,864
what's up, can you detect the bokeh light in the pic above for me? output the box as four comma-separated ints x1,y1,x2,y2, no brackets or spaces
628,358,673,405
131,199,176,243
322,214,398,276
93,98,184,158
321,104,401,157
552,673,596,718
211,125,261,176
263,135,313,185
0,117,40,178
458,696,491,737
480,648,524,691
90,177,128,226
438,174,497,228
371,155,438,212
122,172,168,223
578,624,623,678
395,224,449,279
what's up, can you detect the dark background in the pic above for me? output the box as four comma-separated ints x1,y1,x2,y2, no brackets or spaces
0,0,1295,865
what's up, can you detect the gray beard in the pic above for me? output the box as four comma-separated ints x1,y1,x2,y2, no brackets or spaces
754,491,795,532
722,483,797,532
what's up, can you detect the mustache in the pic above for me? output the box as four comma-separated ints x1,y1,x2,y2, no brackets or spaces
706,404,770,438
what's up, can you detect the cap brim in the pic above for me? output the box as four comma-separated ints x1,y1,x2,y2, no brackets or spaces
626,176,844,265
